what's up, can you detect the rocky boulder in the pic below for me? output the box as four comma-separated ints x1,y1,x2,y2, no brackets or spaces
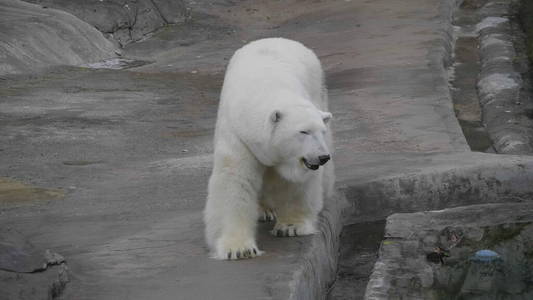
23,0,189,46
0,0,117,75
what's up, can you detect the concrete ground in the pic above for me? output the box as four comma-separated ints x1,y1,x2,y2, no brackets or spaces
1,0,533,299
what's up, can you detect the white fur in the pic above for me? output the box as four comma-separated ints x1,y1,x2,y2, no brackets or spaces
203,38,335,260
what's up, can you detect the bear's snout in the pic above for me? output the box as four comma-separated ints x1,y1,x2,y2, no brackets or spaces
302,154,330,170
318,155,330,166
301,157,319,170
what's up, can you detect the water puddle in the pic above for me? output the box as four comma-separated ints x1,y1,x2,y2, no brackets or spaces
80,58,152,70
62,160,104,166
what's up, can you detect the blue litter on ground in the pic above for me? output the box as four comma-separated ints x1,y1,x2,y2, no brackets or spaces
471,249,502,262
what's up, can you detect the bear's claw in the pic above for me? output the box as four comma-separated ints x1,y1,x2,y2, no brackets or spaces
271,222,316,237
215,235,263,260
259,208,277,222
225,247,261,260
272,224,299,237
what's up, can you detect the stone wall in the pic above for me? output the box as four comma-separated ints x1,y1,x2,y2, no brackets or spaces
519,0,533,65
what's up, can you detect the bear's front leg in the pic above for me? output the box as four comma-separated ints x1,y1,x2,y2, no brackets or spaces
204,152,265,260
270,176,323,237
217,224,262,260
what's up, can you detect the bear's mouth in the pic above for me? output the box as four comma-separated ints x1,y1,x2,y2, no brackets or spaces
301,158,319,170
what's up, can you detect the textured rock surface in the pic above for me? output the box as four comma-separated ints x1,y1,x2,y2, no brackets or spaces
0,228,69,300
365,203,533,299
448,0,533,155
520,0,533,62
23,0,189,46
0,0,117,76
475,0,533,154
0,228,65,273
0,264,69,300
340,151,533,222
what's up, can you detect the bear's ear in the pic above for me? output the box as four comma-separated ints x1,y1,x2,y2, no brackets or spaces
321,111,332,124
270,110,282,123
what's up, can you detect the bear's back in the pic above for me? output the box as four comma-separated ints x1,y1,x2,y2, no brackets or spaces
221,38,323,109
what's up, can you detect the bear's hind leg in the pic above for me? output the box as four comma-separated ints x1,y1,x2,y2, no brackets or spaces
258,203,277,222
271,218,317,237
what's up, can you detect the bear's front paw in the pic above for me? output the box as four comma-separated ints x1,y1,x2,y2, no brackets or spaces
259,208,277,222
270,221,317,237
214,237,263,260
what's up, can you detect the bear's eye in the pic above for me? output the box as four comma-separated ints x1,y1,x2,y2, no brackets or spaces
300,130,310,135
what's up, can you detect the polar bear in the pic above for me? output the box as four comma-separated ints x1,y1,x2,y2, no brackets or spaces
204,38,334,260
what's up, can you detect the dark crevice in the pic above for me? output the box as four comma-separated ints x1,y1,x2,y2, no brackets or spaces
449,2,494,153
327,220,385,300
149,0,169,24
518,0,533,68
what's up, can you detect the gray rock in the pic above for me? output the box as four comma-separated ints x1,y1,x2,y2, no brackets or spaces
475,1,533,154
0,227,65,273
0,228,69,300
0,228,44,273
151,0,188,24
0,0,117,76
23,0,189,46
0,263,69,300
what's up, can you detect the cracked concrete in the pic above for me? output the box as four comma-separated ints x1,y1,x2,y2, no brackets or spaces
1,0,533,299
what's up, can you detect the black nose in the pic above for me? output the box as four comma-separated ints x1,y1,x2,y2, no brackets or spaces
319,155,330,165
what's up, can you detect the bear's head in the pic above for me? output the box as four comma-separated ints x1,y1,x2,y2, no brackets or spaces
269,105,332,182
